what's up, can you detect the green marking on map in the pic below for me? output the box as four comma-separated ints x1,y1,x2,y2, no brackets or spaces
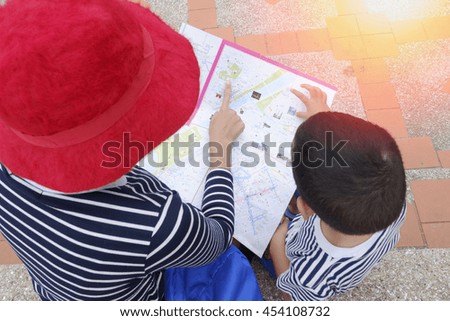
233,69,286,101
257,91,283,111
219,63,242,81
153,127,202,168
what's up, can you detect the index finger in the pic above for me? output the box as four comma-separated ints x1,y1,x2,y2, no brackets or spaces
301,84,323,98
220,80,232,110
290,88,309,105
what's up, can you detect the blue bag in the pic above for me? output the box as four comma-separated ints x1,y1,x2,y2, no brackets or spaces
164,245,263,301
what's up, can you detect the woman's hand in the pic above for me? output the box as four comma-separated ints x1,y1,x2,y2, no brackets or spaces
209,81,245,169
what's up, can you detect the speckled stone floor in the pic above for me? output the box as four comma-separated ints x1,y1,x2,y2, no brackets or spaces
1,248,449,301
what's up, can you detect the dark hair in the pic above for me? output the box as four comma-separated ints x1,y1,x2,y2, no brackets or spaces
292,112,406,235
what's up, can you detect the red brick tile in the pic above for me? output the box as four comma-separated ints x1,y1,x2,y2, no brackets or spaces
335,0,367,15
297,29,331,52
437,150,450,168
411,179,450,223
205,27,235,42
422,223,450,248
188,0,216,10
279,31,299,54
265,33,283,55
352,58,390,84
188,8,217,29
396,137,440,169
356,14,391,35
235,34,267,55
331,36,367,60
359,82,399,110
326,16,360,38
366,109,408,138
442,78,450,94
0,241,22,265
391,20,427,44
363,33,399,58
422,16,450,40
397,203,426,248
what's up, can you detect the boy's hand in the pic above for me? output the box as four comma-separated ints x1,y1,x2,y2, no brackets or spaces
209,81,245,169
291,84,330,120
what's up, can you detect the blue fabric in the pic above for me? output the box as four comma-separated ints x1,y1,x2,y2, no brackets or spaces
284,207,298,220
164,245,263,301
284,190,301,220
260,257,276,279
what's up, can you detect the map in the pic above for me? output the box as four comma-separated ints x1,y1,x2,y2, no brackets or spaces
143,24,337,257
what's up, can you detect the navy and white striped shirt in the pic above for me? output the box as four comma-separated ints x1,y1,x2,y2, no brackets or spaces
277,204,406,300
0,165,234,300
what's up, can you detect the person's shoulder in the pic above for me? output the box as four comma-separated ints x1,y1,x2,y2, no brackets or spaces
372,201,406,242
125,166,172,191
392,201,407,227
285,214,316,250
114,166,181,206
374,202,407,244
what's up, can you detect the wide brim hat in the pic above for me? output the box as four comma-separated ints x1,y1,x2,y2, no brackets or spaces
0,0,200,192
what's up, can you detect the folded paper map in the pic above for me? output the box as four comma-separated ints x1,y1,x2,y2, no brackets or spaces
143,24,337,257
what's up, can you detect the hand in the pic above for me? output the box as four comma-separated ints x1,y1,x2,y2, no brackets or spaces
291,84,330,120
209,81,245,168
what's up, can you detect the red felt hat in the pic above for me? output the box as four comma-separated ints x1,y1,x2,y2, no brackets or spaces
0,0,200,192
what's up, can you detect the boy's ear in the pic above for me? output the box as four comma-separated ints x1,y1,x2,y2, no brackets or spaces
296,196,314,219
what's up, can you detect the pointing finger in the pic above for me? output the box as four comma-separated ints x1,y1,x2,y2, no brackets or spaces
301,84,325,99
220,80,232,110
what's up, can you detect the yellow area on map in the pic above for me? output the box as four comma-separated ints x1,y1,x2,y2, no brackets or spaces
256,90,283,111
153,127,203,168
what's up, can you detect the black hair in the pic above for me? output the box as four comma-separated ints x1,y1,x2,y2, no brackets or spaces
291,112,406,235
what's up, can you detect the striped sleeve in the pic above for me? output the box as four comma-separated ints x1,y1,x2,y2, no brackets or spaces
144,168,234,273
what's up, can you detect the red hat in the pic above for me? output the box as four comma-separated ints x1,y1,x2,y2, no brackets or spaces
0,0,200,192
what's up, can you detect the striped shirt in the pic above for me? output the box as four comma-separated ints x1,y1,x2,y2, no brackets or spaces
277,204,406,300
0,165,234,301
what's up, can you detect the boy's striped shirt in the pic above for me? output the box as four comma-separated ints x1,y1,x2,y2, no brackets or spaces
277,204,406,300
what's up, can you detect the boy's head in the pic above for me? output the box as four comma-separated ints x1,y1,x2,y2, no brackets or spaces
291,112,406,235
